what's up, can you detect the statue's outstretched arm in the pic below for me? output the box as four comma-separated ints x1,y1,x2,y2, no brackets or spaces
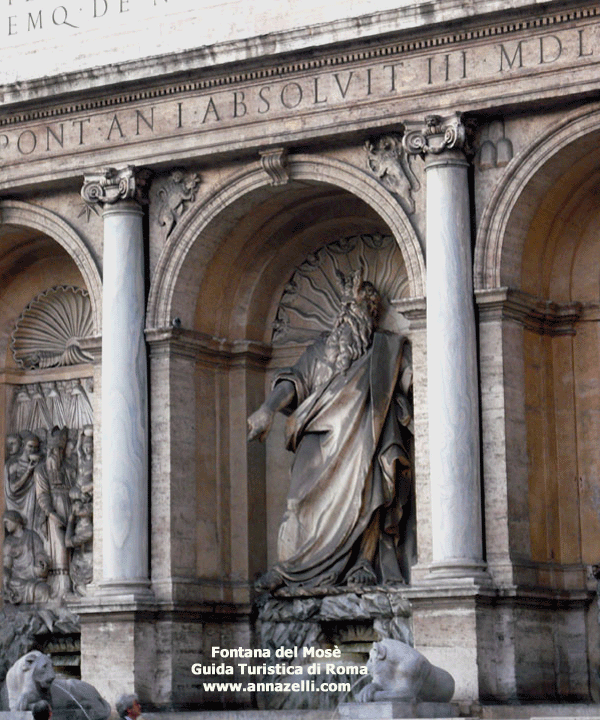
247,380,295,442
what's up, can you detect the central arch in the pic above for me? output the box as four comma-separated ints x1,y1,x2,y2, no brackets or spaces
147,152,425,331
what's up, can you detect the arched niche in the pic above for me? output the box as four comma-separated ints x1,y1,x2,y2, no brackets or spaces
147,153,424,332
146,156,419,593
475,105,600,587
0,202,100,607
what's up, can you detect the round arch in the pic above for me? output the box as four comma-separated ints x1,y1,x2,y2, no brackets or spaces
0,200,103,332
147,153,425,330
474,102,600,291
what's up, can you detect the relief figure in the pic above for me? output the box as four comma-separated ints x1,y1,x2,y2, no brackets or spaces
4,433,41,535
3,510,50,604
34,426,72,598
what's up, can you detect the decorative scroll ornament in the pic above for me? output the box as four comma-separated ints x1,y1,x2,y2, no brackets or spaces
402,112,471,157
272,233,409,345
81,165,152,206
365,133,420,214
11,286,93,370
157,169,201,237
260,147,289,186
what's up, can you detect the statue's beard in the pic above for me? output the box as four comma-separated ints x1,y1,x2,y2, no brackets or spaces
325,301,375,375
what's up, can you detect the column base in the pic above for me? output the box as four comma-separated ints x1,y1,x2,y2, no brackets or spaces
423,560,492,584
410,561,493,587
98,578,154,599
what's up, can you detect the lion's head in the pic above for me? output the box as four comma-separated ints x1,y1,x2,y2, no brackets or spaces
6,650,55,711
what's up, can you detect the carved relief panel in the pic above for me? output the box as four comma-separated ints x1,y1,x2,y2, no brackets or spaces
3,287,94,604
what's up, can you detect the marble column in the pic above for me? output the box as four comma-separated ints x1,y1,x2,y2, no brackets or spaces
81,166,152,594
404,114,486,579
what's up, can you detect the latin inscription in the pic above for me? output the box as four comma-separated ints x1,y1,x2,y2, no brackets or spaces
0,21,598,165
4,0,171,39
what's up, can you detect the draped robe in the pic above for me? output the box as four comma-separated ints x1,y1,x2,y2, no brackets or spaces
273,331,410,587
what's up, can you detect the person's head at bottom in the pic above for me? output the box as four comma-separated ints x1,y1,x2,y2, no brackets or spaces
31,700,52,720
116,693,141,719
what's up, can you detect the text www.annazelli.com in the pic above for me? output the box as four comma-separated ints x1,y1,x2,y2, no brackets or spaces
202,681,351,693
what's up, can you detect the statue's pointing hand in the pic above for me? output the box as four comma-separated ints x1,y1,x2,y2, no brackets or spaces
247,379,296,442
247,406,274,442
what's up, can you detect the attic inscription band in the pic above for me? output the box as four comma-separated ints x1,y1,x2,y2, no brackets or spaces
0,20,597,165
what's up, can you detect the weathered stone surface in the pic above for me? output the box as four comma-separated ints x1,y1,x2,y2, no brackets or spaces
340,701,458,718
2,0,600,712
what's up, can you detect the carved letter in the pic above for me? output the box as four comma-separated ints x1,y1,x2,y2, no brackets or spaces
135,108,154,135
539,35,562,64
106,114,125,140
202,97,220,123
46,124,64,151
499,42,523,71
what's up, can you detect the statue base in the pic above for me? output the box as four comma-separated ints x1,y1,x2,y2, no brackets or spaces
339,702,459,719
254,583,412,710
0,605,81,686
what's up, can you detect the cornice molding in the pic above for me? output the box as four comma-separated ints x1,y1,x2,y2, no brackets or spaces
145,327,271,367
476,287,583,335
1,3,597,128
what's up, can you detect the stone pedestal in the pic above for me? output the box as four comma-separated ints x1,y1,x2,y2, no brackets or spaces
254,586,412,710
404,582,494,703
75,594,158,709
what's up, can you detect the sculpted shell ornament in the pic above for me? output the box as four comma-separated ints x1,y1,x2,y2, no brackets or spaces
11,286,93,369
272,233,409,345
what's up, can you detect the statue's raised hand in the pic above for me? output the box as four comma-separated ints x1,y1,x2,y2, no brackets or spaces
247,406,274,442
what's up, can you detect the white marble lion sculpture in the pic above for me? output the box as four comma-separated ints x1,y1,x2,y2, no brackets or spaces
357,639,455,703
6,650,111,719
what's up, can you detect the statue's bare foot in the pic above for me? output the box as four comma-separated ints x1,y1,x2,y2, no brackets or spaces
255,568,285,592
345,559,377,585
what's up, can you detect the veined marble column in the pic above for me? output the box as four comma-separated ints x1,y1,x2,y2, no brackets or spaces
404,114,486,579
81,166,151,594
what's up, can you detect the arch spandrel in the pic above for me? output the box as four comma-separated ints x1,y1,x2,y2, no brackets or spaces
146,153,425,333
0,200,102,334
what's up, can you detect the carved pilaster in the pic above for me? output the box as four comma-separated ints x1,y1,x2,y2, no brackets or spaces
81,166,152,207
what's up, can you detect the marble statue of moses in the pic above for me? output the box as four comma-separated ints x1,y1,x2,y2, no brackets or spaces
248,269,413,590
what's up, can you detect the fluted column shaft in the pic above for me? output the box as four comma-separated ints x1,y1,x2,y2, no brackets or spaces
82,166,150,593
404,115,485,577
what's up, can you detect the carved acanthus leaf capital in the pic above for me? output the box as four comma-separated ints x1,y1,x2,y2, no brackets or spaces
81,166,152,206
402,113,473,158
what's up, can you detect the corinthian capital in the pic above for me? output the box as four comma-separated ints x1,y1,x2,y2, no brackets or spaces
81,166,152,206
402,112,471,157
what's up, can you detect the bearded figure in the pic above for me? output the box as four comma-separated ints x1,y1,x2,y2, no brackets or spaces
248,269,413,591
